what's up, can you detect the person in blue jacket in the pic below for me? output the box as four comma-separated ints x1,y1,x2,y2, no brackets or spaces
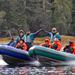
7,37,16,47
16,30,26,44
16,29,42,49
44,27,61,42
25,29,43,49
8,30,26,47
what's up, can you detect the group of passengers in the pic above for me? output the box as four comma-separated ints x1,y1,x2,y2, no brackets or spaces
8,27,75,54
8,29,43,50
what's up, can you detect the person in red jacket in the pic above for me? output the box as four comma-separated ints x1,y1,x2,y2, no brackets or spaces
16,39,28,51
52,38,62,51
69,41,75,54
40,38,52,48
63,41,75,54
73,44,75,54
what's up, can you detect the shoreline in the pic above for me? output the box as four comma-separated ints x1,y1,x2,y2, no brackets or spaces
0,35,75,45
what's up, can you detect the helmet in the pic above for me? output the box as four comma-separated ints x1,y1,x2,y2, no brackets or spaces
52,27,57,33
52,27,57,31
19,30,24,33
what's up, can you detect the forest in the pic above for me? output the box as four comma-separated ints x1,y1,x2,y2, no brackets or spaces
0,0,74,37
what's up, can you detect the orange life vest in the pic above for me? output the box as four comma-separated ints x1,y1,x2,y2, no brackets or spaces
53,40,62,51
16,42,28,51
41,43,52,48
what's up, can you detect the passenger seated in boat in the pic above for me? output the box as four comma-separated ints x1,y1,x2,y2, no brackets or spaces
7,37,16,47
63,41,75,54
52,38,62,51
16,30,26,43
16,39,28,51
40,38,52,48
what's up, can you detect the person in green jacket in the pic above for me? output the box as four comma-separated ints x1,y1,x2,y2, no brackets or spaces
25,29,42,49
16,29,42,49
44,27,61,43
16,30,26,43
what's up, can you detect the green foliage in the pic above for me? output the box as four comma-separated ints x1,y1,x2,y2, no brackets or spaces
51,0,72,34
0,0,73,36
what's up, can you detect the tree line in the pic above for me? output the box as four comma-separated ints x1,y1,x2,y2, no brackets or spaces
0,0,74,37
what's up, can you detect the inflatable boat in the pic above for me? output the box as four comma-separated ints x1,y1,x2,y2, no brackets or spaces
29,46,75,64
0,45,75,66
0,45,34,65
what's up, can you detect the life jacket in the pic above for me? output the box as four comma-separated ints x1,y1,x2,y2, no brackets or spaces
40,38,52,48
41,43,52,48
71,44,75,54
53,40,62,51
51,44,58,50
49,32,61,42
16,42,28,51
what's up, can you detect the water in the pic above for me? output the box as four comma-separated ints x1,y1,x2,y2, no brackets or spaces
0,65,75,75
0,58,75,75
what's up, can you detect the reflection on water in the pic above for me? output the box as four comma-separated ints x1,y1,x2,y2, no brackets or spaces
0,65,75,75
